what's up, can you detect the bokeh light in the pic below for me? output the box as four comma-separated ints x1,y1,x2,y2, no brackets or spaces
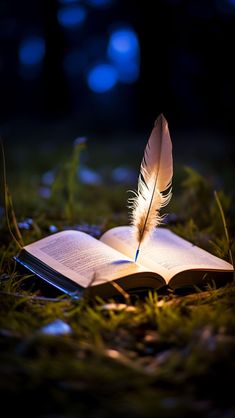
18,37,45,66
107,26,140,84
87,63,118,92
57,5,87,28
108,27,139,61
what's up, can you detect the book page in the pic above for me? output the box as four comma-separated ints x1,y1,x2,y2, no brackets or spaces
23,230,151,288
100,226,234,282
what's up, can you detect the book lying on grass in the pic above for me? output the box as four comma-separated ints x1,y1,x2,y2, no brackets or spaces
14,226,234,299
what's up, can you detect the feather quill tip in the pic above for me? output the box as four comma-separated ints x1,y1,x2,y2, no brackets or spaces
135,249,140,263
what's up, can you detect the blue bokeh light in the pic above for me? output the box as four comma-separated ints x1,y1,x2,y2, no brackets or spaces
18,37,45,66
108,28,139,62
57,5,87,28
87,63,118,93
227,0,235,4
107,26,140,84
79,166,102,185
40,320,72,335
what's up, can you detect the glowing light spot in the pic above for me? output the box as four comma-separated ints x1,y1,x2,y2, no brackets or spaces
18,218,33,230
49,225,58,233
107,27,140,83
79,166,102,185
87,63,118,93
107,27,140,84
108,28,139,61
40,320,72,335
106,349,121,359
57,5,87,28
18,37,45,66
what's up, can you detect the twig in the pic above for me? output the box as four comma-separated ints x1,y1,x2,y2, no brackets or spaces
214,190,234,267
110,281,131,305
0,140,24,249
87,272,131,305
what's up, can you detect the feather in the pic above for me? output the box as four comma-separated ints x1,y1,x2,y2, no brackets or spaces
128,113,173,261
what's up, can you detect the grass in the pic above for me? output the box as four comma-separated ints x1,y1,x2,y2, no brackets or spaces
1,133,235,417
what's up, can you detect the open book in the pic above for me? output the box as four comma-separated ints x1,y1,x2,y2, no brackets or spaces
14,226,234,299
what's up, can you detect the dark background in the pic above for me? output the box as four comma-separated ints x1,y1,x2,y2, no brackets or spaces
0,0,235,154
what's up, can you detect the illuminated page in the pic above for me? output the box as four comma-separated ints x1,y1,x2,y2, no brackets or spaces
23,230,149,288
100,226,234,282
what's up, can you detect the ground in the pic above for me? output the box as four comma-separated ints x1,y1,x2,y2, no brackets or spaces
0,125,235,417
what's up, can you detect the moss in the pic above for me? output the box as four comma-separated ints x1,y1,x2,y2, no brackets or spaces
1,137,235,417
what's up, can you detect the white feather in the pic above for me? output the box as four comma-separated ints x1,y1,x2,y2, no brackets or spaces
128,114,173,258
